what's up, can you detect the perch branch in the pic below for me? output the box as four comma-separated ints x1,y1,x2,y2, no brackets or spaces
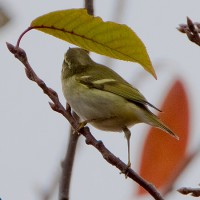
6,42,164,200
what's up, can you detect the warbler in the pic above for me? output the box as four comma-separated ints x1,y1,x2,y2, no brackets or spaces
61,47,179,167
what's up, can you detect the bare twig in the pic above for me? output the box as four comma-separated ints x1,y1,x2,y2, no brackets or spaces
84,0,94,15
59,108,80,200
178,187,200,197
178,17,200,46
59,126,80,200
6,42,165,200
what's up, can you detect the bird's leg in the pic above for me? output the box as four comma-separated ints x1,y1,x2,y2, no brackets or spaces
123,127,131,168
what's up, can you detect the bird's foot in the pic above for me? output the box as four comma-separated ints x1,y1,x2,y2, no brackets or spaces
120,162,131,178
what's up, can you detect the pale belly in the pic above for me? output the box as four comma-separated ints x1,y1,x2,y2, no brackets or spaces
62,77,145,132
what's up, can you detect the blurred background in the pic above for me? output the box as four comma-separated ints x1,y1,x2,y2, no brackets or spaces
0,0,200,199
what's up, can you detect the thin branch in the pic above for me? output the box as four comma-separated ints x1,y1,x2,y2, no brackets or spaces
59,109,80,200
178,187,200,197
59,131,80,200
84,0,94,15
178,17,200,46
6,42,165,200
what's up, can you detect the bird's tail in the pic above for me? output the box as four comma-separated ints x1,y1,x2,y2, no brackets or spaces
147,112,179,140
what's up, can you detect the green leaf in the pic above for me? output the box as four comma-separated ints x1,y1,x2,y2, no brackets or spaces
31,9,156,78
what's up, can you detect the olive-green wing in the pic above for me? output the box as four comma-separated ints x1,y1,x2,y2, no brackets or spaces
77,76,161,111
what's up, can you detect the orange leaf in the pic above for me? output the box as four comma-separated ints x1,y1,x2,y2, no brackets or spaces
137,80,190,195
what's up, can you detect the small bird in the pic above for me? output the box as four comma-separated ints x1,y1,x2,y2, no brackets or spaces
61,47,179,167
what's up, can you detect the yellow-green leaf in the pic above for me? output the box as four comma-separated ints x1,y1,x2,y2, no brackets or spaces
31,9,156,78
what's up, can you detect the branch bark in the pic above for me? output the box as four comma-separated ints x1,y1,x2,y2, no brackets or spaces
84,0,94,15
59,116,80,200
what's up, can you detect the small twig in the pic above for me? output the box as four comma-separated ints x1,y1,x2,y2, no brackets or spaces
178,187,200,197
178,17,200,46
59,125,80,200
84,0,94,15
6,42,164,200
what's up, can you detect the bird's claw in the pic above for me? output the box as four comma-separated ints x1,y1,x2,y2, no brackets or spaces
120,162,131,178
